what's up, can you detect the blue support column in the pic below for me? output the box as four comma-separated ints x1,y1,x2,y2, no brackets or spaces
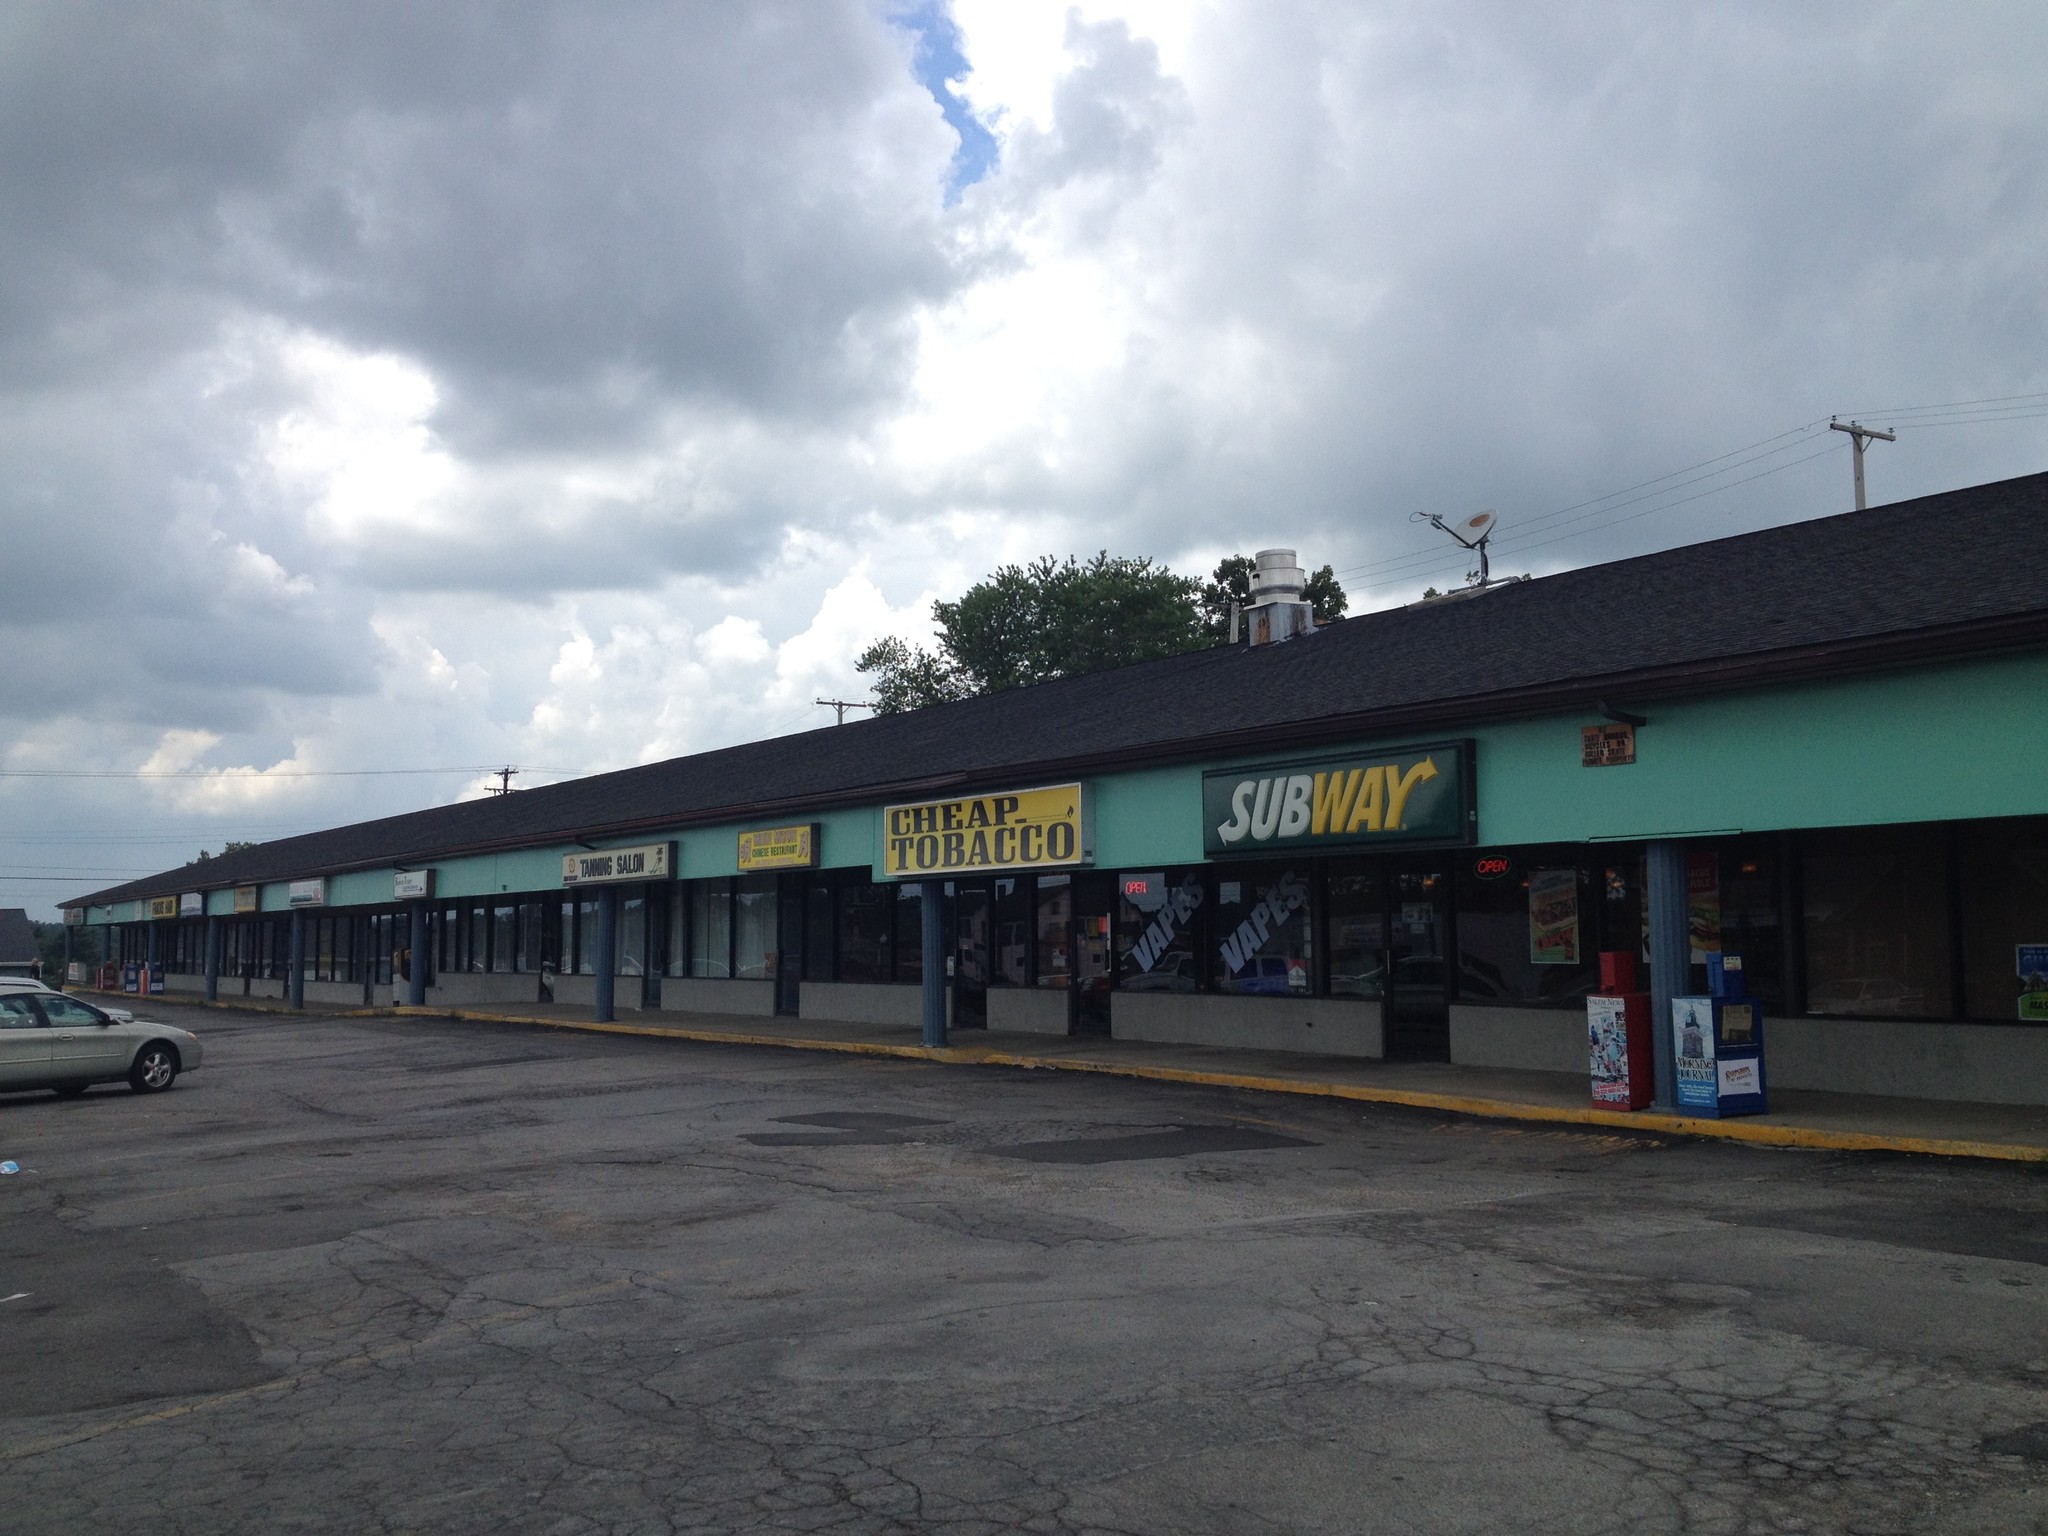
920,878,946,1048
288,910,306,1010
203,915,221,1002
408,901,429,1007
1645,841,1689,1110
594,887,617,1022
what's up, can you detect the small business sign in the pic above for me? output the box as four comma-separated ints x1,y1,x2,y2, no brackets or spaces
233,885,260,914
1203,741,1474,857
1581,723,1636,767
882,785,1090,877
179,892,203,917
561,842,674,886
394,869,436,901
737,824,817,872
63,906,84,926
287,878,327,909
147,896,179,920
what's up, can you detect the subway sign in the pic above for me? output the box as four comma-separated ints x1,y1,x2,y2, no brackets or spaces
883,784,1090,877
1202,741,1475,856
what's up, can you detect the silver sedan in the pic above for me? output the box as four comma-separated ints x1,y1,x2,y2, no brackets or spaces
0,992,204,1097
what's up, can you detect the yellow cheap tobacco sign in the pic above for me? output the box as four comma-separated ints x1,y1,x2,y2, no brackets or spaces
883,784,1090,877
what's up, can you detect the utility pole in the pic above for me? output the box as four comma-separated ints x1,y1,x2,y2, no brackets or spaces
816,698,872,726
1829,418,1896,511
487,767,518,795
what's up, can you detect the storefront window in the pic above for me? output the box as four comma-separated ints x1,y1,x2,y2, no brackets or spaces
691,879,733,978
1455,851,1597,1007
1211,864,1312,996
993,876,1030,986
1958,816,2048,1021
894,882,924,985
1802,825,1951,1017
837,879,893,982
518,902,545,974
1326,861,1384,999
662,885,688,978
493,903,518,974
1713,840,1784,1011
734,874,777,979
1035,876,1071,989
1118,870,1202,993
618,892,647,976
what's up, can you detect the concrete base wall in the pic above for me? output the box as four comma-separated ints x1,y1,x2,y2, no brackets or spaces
1113,993,1383,1058
303,980,366,1008
652,977,776,1017
1766,1015,2048,1105
801,980,940,1028
167,973,206,994
247,978,285,1000
988,988,1071,1036
426,972,547,1008
1451,1005,1588,1075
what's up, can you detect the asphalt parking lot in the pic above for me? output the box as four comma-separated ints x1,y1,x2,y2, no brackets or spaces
1,1004,2044,1535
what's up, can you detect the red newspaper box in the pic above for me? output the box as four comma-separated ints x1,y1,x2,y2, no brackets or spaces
1588,951,1653,1110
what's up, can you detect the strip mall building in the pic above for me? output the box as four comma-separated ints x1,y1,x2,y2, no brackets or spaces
64,473,2048,1106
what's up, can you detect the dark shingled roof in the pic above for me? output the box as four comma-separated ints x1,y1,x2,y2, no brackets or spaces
70,470,2048,908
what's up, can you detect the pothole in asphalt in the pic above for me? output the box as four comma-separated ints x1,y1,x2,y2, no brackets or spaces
742,1110,954,1148
1983,1422,2048,1462
985,1125,1317,1165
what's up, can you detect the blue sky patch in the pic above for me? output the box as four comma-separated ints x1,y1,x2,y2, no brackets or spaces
893,0,998,201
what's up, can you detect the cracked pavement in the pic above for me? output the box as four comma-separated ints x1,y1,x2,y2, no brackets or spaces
1,1004,2044,1534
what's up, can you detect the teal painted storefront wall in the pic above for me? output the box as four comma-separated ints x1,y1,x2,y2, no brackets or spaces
1073,650,2048,859
84,650,2048,926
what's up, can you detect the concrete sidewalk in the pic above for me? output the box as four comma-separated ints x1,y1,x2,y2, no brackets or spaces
87,989,2048,1163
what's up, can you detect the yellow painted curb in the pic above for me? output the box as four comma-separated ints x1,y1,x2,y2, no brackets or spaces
76,992,2048,1165
407,1005,2048,1166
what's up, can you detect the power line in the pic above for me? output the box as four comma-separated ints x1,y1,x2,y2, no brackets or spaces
0,764,592,781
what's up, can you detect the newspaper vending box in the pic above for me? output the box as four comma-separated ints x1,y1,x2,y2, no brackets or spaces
1672,953,1767,1117
1588,951,1653,1110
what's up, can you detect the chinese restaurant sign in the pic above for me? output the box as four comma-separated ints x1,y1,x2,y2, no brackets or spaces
883,784,1090,877
561,842,674,886
1202,742,1474,857
737,824,818,871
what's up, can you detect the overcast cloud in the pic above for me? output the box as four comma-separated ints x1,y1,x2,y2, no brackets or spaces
5,0,2045,915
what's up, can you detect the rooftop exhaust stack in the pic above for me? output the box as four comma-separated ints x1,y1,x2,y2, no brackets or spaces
1244,548,1316,646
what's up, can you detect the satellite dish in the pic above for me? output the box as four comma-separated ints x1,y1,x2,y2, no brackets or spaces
1455,511,1496,544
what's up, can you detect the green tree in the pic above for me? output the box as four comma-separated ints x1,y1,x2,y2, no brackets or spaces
188,840,256,865
1198,556,1349,640
858,553,1206,714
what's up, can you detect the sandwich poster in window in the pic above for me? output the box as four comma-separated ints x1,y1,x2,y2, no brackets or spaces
1528,867,1581,965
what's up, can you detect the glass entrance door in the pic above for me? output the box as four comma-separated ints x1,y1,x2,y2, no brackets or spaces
775,877,804,1016
954,882,990,1028
1387,867,1451,1060
1071,873,1115,1035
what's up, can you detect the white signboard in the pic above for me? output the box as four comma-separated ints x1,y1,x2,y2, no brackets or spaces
179,892,203,917
287,878,327,908
394,869,435,901
561,842,673,886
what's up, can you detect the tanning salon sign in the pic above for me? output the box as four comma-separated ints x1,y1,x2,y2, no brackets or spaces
1203,742,1474,856
883,784,1090,877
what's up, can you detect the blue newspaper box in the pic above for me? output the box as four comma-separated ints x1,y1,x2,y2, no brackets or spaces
1671,954,1767,1117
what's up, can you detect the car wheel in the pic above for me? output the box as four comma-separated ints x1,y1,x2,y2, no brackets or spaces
53,1083,88,1098
128,1044,179,1094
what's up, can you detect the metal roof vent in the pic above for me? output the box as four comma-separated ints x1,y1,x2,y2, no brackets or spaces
1239,547,1316,646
